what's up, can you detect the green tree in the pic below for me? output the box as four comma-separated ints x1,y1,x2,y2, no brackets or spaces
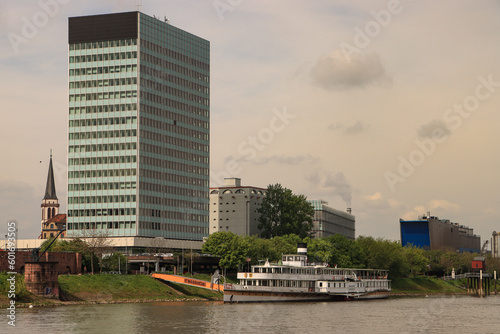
305,234,365,268
402,245,429,276
201,232,248,270
242,236,275,265
270,234,302,259
101,253,128,273
305,237,334,263
356,236,409,278
257,184,314,238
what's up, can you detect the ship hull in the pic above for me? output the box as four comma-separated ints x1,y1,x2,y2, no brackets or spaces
224,290,334,303
223,289,389,303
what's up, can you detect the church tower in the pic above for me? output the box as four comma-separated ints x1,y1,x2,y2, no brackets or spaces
41,151,59,224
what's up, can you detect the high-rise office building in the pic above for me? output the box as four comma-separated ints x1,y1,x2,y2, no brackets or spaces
67,12,210,240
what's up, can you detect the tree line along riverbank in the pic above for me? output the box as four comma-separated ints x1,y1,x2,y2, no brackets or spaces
2,272,498,308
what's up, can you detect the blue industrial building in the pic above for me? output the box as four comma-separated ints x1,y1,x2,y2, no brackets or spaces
400,213,480,253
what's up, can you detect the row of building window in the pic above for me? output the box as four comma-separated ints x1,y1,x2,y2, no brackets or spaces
68,168,137,178
139,181,208,199
69,103,137,115
69,51,138,63
141,129,208,152
69,156,137,166
139,143,206,165
141,101,207,119
68,195,137,204
141,66,208,95
138,208,206,222
70,78,137,90
138,221,208,234
139,154,208,174
139,168,207,188
141,89,208,107
69,39,137,51
69,90,138,102
141,115,208,140
141,39,209,72
69,129,137,140
69,142,137,153
210,189,266,195
141,113,208,132
68,208,137,217
67,221,136,230
69,181,137,191
139,195,208,211
142,77,208,105
69,64,137,77
69,116,137,127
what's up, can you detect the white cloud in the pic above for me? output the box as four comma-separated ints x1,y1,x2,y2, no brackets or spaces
401,200,461,221
417,119,451,138
343,121,367,135
310,51,391,90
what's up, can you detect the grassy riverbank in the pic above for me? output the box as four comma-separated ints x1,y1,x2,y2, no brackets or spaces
391,276,499,296
0,272,223,307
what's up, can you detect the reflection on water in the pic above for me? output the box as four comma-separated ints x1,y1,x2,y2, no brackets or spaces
9,296,500,334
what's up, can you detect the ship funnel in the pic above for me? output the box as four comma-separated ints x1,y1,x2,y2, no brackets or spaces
297,243,307,255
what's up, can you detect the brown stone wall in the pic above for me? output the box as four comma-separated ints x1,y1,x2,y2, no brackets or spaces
24,262,59,298
0,251,81,275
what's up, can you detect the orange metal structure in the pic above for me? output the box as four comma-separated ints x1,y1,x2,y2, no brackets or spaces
152,273,224,292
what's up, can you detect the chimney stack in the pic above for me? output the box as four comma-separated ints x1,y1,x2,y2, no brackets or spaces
347,208,352,214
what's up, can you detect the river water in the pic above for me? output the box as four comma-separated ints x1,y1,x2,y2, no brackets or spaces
6,296,500,334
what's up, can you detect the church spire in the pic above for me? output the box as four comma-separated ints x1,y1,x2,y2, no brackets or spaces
43,151,57,200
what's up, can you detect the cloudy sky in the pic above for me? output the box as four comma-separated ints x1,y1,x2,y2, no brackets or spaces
1,0,500,243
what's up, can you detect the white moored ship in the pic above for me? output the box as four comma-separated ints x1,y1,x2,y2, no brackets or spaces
224,243,391,303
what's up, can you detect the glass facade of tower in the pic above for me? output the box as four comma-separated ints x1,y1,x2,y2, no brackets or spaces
67,12,209,240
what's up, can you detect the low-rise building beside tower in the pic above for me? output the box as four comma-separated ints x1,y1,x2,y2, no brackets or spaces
308,200,356,239
209,178,266,236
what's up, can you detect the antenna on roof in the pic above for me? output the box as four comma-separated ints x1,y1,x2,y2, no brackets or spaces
135,0,142,11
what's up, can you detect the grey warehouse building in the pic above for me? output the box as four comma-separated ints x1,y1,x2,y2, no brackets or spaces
309,200,355,240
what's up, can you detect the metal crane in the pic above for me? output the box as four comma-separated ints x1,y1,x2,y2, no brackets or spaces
31,225,66,262
481,240,489,255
